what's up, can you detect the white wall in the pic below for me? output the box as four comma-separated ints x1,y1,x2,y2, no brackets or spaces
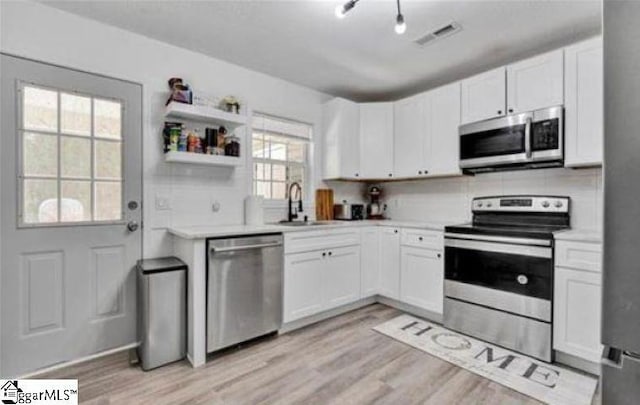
0,1,332,259
381,167,603,231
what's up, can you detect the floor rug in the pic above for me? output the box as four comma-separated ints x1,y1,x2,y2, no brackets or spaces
374,314,598,405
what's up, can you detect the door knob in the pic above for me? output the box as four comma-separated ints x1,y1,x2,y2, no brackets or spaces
127,221,139,232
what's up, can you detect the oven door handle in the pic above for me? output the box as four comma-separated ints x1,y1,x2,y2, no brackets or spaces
445,238,552,258
524,117,533,159
444,232,552,247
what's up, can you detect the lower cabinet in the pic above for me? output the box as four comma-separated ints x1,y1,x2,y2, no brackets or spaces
378,227,401,299
553,266,602,363
400,246,444,314
553,239,603,364
284,244,361,323
360,227,381,298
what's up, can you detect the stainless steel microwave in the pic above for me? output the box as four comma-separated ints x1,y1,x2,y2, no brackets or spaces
459,106,564,174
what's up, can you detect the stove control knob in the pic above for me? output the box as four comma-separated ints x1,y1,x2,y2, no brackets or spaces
554,201,563,208
487,202,493,208
541,200,550,208
477,202,483,208
517,275,529,285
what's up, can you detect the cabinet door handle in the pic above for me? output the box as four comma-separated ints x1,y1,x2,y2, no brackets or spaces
424,170,428,174
418,237,423,241
508,108,514,113
328,251,333,256
322,252,326,257
437,253,442,258
388,173,393,177
418,171,422,175
394,230,398,234
497,110,503,115
355,173,359,177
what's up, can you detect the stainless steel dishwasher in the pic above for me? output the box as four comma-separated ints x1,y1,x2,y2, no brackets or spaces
207,233,283,353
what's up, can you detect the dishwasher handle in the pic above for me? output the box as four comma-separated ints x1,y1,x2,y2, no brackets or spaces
210,241,283,254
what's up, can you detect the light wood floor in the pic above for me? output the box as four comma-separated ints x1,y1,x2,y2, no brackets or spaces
41,304,579,404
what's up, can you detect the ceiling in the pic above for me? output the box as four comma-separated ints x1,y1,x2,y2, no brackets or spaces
41,0,602,101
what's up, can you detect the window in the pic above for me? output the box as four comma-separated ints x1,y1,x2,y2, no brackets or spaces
18,83,124,226
252,113,311,200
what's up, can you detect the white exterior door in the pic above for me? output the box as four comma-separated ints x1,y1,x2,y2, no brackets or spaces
1,55,142,376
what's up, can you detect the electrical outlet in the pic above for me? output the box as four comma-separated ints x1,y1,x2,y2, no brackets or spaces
155,194,171,211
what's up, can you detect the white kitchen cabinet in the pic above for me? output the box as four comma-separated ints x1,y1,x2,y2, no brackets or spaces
324,245,361,308
554,267,602,363
284,250,325,322
323,98,360,179
360,227,380,298
360,103,394,179
507,49,564,114
394,93,428,178
461,67,506,124
564,37,603,167
554,239,603,364
427,82,462,176
400,246,444,314
378,227,401,299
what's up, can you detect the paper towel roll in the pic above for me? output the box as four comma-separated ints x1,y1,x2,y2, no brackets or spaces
244,195,264,225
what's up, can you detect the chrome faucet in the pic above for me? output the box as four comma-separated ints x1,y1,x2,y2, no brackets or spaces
288,182,303,222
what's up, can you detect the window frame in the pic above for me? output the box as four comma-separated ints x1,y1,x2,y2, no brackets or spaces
16,80,126,228
251,112,313,204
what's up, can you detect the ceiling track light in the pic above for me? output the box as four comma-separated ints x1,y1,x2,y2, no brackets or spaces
335,0,407,35
335,0,359,19
395,0,407,35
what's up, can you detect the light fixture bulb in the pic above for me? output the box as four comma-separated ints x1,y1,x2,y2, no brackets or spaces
395,14,406,34
335,0,357,19
335,4,347,19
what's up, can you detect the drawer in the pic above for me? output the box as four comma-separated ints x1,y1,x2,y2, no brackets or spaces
401,228,443,250
555,240,602,273
285,228,361,254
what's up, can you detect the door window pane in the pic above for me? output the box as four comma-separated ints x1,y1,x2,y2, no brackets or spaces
61,136,91,178
23,86,58,132
95,140,122,180
23,133,57,177
19,83,126,226
61,181,92,222
95,182,122,221
94,99,121,139
61,93,91,136
23,179,58,224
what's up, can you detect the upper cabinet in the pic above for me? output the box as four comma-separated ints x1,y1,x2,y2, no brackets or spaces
428,82,462,177
564,37,603,167
394,83,462,178
323,98,360,179
507,49,564,114
461,67,506,124
359,102,394,179
394,93,428,178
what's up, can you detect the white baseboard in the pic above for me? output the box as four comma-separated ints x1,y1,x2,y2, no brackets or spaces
280,297,377,334
555,350,601,376
376,296,443,324
19,342,139,379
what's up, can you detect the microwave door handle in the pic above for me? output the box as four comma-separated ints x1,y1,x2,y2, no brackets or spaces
524,117,532,159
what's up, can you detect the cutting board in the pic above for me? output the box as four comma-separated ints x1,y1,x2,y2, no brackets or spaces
315,189,334,221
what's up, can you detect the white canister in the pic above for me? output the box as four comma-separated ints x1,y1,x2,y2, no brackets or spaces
244,195,264,225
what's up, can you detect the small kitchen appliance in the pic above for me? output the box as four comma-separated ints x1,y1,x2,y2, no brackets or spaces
444,195,570,362
366,185,386,219
459,106,564,173
333,202,364,221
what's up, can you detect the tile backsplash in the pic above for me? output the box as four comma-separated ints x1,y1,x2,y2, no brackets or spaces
333,167,603,231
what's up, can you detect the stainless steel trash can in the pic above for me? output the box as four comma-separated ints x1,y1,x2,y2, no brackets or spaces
137,257,187,370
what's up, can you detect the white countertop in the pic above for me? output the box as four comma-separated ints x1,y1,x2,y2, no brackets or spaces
553,228,603,243
167,219,455,239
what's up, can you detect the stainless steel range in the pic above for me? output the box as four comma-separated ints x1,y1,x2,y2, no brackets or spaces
443,195,570,362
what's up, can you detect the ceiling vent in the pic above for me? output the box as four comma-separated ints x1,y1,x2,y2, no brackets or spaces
414,21,462,46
